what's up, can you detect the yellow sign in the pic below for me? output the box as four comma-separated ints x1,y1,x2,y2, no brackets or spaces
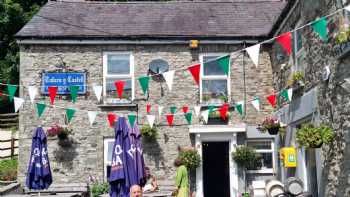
280,147,297,168
189,40,199,48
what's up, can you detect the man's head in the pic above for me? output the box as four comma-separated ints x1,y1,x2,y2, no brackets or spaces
130,184,142,197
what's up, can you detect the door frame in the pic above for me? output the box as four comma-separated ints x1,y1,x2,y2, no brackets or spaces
189,125,246,197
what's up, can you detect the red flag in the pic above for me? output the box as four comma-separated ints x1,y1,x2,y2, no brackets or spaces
188,64,200,85
107,113,117,127
48,86,58,105
115,81,125,98
182,105,189,113
219,103,229,120
276,32,292,55
166,114,174,126
267,94,277,108
146,104,151,114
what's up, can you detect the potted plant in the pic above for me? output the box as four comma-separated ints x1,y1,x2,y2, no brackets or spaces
207,110,230,124
287,71,305,90
178,147,201,171
296,124,334,148
140,125,158,141
47,124,72,140
257,117,285,135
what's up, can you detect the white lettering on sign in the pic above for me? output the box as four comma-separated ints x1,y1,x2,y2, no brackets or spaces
127,144,136,158
68,76,84,83
112,145,123,166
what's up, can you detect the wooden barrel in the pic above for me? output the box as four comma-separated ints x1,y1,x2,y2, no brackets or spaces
284,177,304,196
265,180,284,197
296,192,312,197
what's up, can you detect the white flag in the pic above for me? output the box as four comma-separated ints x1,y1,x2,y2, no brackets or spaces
158,106,164,117
28,86,37,103
194,106,201,117
288,88,293,102
88,111,97,126
14,97,24,113
162,70,175,91
251,98,260,112
246,44,260,67
147,115,156,128
93,85,103,102
201,110,209,124
345,5,350,12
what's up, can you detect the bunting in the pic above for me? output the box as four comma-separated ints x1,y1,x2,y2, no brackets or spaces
93,85,103,102
65,108,76,123
311,17,328,42
128,114,137,128
166,114,174,126
276,32,292,55
194,106,201,117
162,70,175,91
182,105,189,114
138,76,150,96
36,103,46,118
251,97,260,112
69,86,79,103
115,81,125,99
146,115,155,128
205,55,230,75
88,111,97,126
184,112,192,124
14,97,24,113
28,86,38,103
267,94,277,108
170,106,177,114
48,86,58,105
201,110,209,124
146,104,151,114
188,64,200,85
7,84,17,102
246,44,261,67
107,113,117,127
235,101,244,116
158,106,164,117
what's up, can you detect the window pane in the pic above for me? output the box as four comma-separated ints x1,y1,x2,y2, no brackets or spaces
202,79,228,102
106,78,132,100
247,141,272,150
203,55,226,76
259,153,273,169
107,54,130,75
107,141,114,163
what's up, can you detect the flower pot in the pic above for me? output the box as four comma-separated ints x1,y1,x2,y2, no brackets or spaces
57,132,68,140
267,127,279,135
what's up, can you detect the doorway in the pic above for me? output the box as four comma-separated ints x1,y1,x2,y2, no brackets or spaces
202,142,230,197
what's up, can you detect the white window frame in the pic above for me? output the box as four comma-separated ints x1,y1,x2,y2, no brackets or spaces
199,53,231,103
103,52,135,102
293,21,305,72
103,138,115,180
246,139,275,174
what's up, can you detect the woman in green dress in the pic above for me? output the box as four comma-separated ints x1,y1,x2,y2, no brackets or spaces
174,157,189,197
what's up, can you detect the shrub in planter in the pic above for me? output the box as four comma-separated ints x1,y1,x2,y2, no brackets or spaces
0,158,17,181
287,71,305,89
232,146,261,170
179,148,201,171
257,117,285,135
296,124,334,148
47,124,72,140
91,182,109,197
140,125,158,141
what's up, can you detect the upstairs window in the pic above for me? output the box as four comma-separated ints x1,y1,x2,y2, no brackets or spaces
200,54,230,105
293,24,305,72
103,52,134,103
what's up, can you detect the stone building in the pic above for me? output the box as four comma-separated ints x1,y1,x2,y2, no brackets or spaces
269,0,350,197
15,1,288,196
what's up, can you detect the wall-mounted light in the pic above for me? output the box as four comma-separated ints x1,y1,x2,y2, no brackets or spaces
190,40,199,49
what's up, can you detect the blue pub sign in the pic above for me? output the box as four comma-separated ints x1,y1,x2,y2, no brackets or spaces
41,72,87,94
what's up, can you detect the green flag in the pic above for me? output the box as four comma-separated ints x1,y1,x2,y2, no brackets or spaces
36,103,46,118
208,105,215,114
7,85,17,102
69,86,79,103
280,89,289,102
170,106,177,114
185,112,192,124
66,108,76,123
311,17,328,42
217,55,230,75
128,114,137,128
236,103,243,116
138,76,150,95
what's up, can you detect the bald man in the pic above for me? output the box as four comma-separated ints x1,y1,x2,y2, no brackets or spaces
130,184,143,197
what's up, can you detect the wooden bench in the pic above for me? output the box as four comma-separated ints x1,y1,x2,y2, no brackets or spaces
24,183,89,197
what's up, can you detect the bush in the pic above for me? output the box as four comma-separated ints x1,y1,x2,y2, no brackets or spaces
140,125,158,140
0,158,17,181
232,146,261,170
296,124,334,148
91,182,109,197
179,148,201,171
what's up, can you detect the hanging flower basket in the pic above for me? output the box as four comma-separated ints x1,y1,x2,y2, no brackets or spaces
257,117,285,135
267,126,280,135
47,124,72,141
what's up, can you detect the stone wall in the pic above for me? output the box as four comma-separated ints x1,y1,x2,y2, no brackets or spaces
269,0,350,196
18,43,274,188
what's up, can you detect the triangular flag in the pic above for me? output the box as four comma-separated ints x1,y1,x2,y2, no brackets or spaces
188,64,200,85
185,112,192,124
208,105,215,114
115,81,125,98
194,106,201,117
146,115,155,128
219,104,229,120
276,32,292,55
87,111,97,126
48,86,58,105
14,97,24,113
201,110,209,124
182,105,189,113
170,106,177,114
107,113,117,128
65,108,76,123
205,55,230,75
246,44,260,67
7,85,17,102
235,101,244,116
128,114,137,128
267,94,277,108
93,85,103,102
345,5,350,12
288,88,293,102
138,76,150,96
28,86,37,103
311,17,328,42
280,89,289,102
36,103,46,118
162,70,175,91
251,97,260,112
146,104,151,114
158,106,164,117
166,114,174,126
69,86,79,103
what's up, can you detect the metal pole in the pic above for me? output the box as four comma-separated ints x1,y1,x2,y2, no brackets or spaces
243,42,247,118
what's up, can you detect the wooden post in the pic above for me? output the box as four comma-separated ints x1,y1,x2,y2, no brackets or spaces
11,137,15,158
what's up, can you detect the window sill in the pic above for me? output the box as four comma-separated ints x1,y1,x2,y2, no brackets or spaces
246,169,274,174
98,103,137,108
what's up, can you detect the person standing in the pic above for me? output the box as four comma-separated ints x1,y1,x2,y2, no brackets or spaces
174,157,189,197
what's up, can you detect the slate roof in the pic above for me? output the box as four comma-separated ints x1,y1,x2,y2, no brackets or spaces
16,1,287,39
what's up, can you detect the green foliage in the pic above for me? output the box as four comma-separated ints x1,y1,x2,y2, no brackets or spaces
335,27,350,44
179,148,201,171
91,182,109,197
208,110,231,119
296,124,334,148
232,146,261,170
0,157,17,181
140,125,158,140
